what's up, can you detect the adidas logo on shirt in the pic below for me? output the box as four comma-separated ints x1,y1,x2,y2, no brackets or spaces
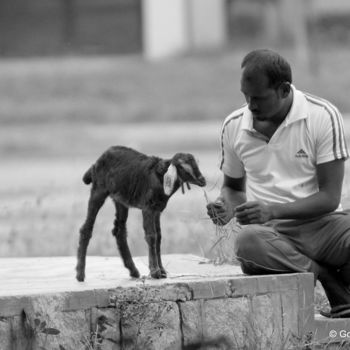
295,149,308,158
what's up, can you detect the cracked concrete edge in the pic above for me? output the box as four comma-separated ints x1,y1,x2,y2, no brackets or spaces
0,273,314,317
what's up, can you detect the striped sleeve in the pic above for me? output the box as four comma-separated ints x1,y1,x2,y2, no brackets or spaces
219,113,245,178
305,94,349,164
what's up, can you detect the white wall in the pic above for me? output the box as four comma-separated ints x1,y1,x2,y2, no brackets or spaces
142,0,189,60
142,0,226,60
188,0,227,49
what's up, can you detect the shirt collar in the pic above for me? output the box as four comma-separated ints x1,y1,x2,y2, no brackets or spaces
241,84,309,131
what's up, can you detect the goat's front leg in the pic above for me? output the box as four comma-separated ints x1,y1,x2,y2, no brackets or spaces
142,210,162,279
155,212,167,278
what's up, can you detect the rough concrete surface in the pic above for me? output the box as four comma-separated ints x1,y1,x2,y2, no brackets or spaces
0,254,315,350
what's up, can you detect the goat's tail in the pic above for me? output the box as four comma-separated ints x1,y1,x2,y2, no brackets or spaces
82,165,94,185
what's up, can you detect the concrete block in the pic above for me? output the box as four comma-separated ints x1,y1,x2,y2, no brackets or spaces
315,313,350,346
0,296,32,317
0,318,11,350
280,289,299,343
29,310,90,349
64,290,98,311
20,294,92,349
251,294,283,348
110,283,191,306
120,301,181,350
191,279,231,300
230,273,308,297
179,300,204,346
160,283,193,302
297,273,315,338
11,314,34,350
64,289,110,311
255,274,299,294
91,308,121,350
203,297,250,348
229,275,258,297
0,255,317,349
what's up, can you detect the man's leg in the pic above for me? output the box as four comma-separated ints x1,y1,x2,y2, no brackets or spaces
274,212,350,315
337,211,350,286
234,224,320,279
235,224,350,317
339,263,350,286
305,212,350,316
317,266,350,316
274,212,350,276
319,227,350,313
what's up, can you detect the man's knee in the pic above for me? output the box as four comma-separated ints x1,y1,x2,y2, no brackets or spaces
234,225,266,259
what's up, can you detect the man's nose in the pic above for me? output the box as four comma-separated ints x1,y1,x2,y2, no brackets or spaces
247,97,257,111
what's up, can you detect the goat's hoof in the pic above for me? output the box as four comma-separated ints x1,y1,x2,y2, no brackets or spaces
130,269,140,279
150,269,163,279
76,272,85,282
160,269,167,278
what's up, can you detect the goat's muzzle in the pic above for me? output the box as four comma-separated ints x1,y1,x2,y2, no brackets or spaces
195,175,206,187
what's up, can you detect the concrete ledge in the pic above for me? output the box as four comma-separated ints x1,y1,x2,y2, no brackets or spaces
315,313,350,346
0,254,315,349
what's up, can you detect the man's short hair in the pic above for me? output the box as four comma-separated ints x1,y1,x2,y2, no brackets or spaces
241,49,292,88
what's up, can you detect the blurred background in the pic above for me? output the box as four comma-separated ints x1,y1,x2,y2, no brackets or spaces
1,0,350,260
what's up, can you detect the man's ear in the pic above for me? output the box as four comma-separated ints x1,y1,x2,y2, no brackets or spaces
280,82,291,98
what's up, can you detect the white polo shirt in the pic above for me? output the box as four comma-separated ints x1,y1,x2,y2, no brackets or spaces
220,85,349,205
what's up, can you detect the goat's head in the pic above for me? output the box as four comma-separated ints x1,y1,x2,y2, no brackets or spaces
163,153,206,195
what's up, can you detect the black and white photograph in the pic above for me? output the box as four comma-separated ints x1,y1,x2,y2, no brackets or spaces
1,0,350,349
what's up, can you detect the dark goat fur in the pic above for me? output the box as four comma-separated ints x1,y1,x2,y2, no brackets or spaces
76,146,206,280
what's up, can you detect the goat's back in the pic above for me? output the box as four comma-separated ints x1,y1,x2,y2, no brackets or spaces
86,146,166,208
96,146,153,175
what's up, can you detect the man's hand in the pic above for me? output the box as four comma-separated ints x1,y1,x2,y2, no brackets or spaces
235,201,273,225
206,199,233,226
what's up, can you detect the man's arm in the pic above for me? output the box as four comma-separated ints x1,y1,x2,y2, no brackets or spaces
235,159,345,225
207,174,246,225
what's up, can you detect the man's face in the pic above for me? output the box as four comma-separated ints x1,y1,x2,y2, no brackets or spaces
240,69,284,122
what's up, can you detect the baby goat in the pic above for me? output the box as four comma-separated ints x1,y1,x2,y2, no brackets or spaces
76,145,206,281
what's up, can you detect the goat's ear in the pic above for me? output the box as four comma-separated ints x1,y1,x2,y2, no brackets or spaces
163,164,177,195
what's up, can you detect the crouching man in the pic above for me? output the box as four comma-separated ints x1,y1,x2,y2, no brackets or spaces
207,49,350,318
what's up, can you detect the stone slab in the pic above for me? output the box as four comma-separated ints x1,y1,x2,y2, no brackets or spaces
0,255,314,318
315,313,350,344
0,254,242,297
0,254,316,349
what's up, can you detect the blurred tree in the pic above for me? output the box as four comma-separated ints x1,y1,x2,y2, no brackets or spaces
62,0,77,47
0,0,29,55
0,0,142,56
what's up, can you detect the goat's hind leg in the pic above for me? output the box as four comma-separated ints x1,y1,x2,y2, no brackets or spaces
155,212,167,278
112,202,140,278
76,187,107,281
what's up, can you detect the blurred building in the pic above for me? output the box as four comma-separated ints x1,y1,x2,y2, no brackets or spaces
0,0,349,59
142,0,226,59
0,0,143,56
